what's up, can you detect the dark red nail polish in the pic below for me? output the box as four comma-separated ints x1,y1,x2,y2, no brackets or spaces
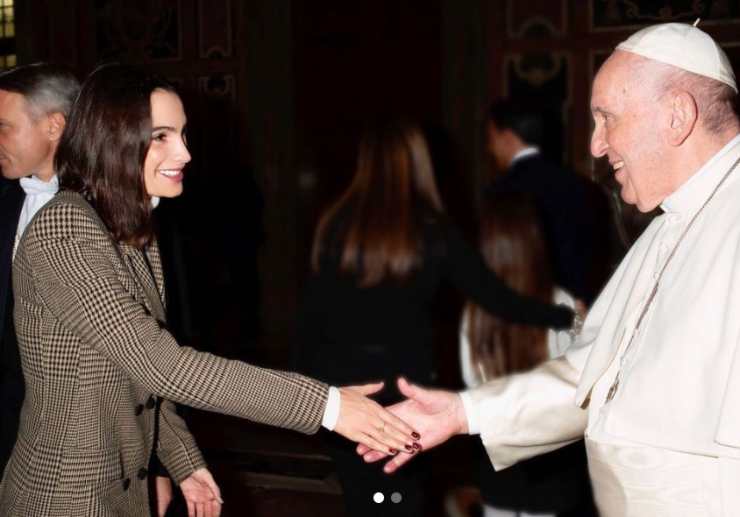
412,432,420,440
389,448,398,455
405,444,413,452
412,442,421,450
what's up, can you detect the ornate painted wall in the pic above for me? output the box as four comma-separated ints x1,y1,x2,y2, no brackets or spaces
17,0,298,357
484,0,740,246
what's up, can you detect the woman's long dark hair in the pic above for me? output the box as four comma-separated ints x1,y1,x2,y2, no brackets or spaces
56,64,178,248
465,194,552,380
311,121,444,287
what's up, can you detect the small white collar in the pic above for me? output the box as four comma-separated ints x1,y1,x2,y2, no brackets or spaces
510,146,540,167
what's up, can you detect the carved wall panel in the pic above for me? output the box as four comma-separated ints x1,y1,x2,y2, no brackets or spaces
504,52,571,163
507,0,567,37
95,0,182,62
195,73,237,161
590,0,740,31
198,0,233,58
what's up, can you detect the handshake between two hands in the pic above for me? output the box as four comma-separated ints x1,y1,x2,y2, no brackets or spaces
173,378,467,517
336,377,469,474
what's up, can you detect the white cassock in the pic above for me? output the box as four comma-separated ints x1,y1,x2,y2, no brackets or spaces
460,133,740,516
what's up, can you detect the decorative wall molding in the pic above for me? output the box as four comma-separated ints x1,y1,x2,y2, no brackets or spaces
503,51,572,163
589,0,740,32
507,0,567,37
95,0,182,62
505,51,567,89
198,73,236,101
198,0,233,58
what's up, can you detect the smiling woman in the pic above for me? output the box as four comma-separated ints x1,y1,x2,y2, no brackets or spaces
0,64,421,517
143,89,189,199
54,66,178,247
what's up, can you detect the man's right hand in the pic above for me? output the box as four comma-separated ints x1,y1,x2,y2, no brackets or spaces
355,377,468,473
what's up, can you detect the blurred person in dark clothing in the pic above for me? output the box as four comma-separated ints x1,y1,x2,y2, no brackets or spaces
486,100,613,305
295,120,578,516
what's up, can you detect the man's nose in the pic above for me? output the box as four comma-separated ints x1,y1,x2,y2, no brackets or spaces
590,125,608,158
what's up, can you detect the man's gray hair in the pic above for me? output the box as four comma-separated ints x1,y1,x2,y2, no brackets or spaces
0,62,80,119
655,64,739,134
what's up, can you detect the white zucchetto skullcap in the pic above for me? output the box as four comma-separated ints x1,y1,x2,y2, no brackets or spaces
616,22,737,93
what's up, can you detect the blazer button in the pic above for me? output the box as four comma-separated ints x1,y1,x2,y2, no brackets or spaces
135,404,144,416
145,396,156,409
137,467,148,480
122,478,131,491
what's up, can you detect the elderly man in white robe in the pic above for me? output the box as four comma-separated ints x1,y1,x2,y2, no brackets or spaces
358,22,740,516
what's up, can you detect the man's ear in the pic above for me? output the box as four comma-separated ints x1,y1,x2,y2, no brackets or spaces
46,112,66,142
667,90,697,146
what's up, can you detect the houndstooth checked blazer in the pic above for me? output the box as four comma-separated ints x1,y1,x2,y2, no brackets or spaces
0,191,329,516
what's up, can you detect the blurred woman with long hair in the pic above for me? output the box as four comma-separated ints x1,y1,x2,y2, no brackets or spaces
296,121,576,516
459,193,594,517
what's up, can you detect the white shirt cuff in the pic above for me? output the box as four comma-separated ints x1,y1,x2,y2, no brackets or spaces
321,386,341,431
459,391,480,435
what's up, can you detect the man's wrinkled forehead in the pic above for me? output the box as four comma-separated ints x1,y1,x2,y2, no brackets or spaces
591,53,627,108
591,51,652,108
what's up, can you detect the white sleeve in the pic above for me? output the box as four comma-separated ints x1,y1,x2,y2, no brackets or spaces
321,386,341,431
459,390,480,434
459,312,481,389
466,355,587,471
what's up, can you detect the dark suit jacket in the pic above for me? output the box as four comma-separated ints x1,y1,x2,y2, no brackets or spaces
0,191,328,516
0,178,24,475
488,153,613,304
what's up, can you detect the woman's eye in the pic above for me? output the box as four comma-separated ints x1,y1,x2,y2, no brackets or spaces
152,133,167,142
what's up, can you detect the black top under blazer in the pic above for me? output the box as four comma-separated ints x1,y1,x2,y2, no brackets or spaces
0,178,24,475
0,191,329,517
296,209,573,398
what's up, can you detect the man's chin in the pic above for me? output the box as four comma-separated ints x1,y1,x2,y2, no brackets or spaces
1,170,23,180
619,187,637,207
631,197,659,213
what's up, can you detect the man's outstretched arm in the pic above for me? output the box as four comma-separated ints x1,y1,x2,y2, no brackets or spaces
359,355,588,473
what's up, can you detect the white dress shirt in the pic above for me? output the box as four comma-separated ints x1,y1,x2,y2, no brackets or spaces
13,174,59,258
461,134,740,469
508,146,540,168
321,386,340,430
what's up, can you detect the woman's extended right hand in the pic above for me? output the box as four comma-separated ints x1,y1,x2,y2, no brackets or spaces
334,381,421,455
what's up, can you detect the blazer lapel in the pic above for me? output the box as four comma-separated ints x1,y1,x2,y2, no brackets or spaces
144,240,167,310
120,244,166,323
